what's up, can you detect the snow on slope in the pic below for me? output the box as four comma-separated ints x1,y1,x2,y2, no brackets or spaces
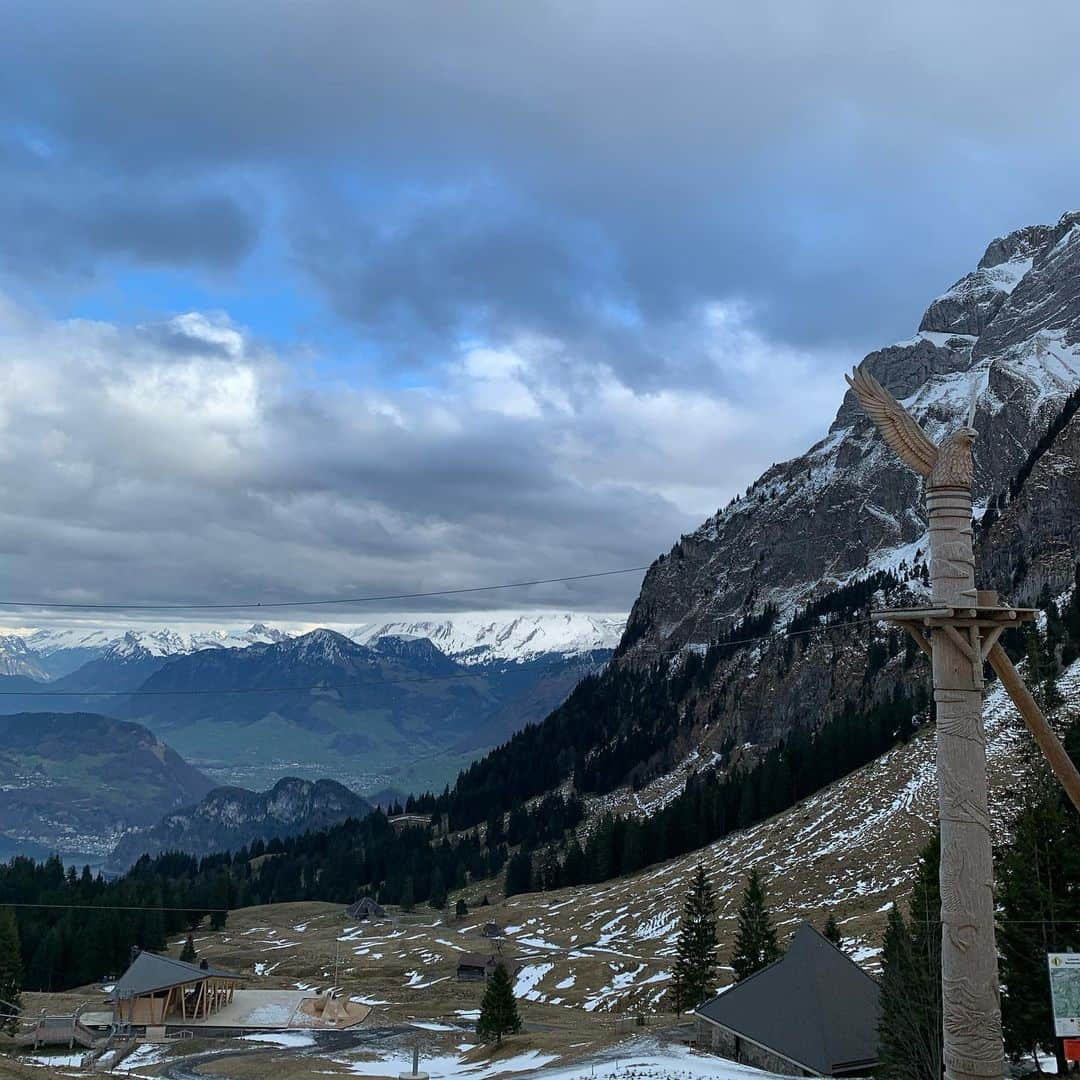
632,217,1080,656
348,612,626,664
0,634,50,678
485,657,1079,1009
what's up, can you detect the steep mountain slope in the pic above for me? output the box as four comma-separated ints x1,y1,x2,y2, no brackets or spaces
474,658,1078,1012
625,212,1080,661
0,712,214,861
416,211,1080,833
977,383,1080,599
106,776,374,872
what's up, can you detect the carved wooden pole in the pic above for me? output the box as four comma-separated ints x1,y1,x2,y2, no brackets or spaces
844,366,1014,1080
925,481,1004,1080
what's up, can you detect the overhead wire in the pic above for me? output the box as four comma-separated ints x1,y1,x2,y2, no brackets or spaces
0,566,654,612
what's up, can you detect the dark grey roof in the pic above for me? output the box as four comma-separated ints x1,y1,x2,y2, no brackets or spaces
696,923,880,1076
111,950,239,999
346,896,387,917
456,953,523,972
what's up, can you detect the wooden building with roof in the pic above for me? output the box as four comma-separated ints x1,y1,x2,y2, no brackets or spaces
345,896,388,921
695,923,881,1078
455,953,523,982
110,950,241,1026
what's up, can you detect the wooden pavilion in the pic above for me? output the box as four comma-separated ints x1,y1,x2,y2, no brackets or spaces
110,950,241,1026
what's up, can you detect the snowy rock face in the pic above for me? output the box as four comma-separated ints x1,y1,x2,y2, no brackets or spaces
623,212,1080,659
348,613,626,665
0,635,49,679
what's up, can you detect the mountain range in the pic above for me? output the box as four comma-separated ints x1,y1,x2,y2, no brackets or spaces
0,613,624,796
5,212,1080,912
0,612,623,677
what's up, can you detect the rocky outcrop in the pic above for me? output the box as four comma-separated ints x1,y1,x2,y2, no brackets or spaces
107,776,373,871
977,395,1080,604
0,636,49,679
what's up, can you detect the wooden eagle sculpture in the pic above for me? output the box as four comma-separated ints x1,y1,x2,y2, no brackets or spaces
844,365,977,489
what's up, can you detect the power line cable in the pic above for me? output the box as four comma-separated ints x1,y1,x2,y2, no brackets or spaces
0,615,875,698
0,566,653,612
0,897,1076,924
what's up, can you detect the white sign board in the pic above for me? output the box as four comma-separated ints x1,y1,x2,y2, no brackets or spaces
1048,953,1080,1036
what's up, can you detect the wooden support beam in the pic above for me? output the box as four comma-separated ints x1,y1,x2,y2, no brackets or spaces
901,624,932,658
941,623,980,666
873,606,955,620
987,643,1080,815
980,625,1004,662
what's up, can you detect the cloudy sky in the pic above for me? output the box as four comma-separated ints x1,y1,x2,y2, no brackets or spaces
2,1,1079,626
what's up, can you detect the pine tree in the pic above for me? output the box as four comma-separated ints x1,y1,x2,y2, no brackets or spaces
180,932,197,964
476,962,522,1044
504,851,532,898
730,868,780,981
0,907,23,1034
429,868,447,910
998,782,1080,1071
672,863,719,1010
400,877,415,912
455,898,468,920
209,871,230,931
823,912,843,949
878,834,941,1080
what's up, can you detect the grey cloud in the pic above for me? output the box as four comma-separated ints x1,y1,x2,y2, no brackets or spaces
2,1,1080,354
0,305,696,615
0,157,257,279
291,194,616,351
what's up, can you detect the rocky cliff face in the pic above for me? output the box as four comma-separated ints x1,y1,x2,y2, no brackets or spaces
107,776,373,871
623,212,1080,663
977,388,1080,602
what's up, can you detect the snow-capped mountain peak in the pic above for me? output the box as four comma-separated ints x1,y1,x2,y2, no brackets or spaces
1,612,627,679
348,612,626,664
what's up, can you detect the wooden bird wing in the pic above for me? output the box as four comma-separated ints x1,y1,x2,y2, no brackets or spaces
844,366,938,476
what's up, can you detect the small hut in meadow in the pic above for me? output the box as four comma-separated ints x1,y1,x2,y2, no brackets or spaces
346,896,388,921
455,953,522,982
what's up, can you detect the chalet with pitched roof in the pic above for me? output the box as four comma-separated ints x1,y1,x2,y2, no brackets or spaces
695,923,881,1077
